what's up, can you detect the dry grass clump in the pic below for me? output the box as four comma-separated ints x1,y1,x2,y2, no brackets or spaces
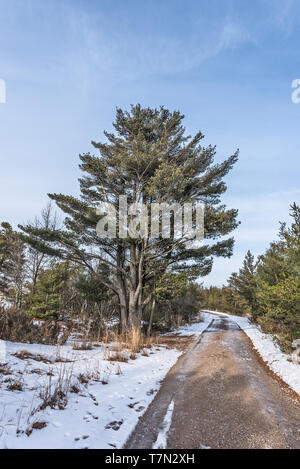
25,420,47,436
107,350,129,363
0,364,11,375
78,372,90,385
102,327,159,362
32,420,47,430
77,362,102,385
5,366,26,391
70,383,80,393
7,377,24,391
128,328,143,353
29,368,43,375
13,348,73,364
39,364,74,410
14,350,53,364
72,341,93,351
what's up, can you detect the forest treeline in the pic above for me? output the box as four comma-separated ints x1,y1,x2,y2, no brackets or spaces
202,203,300,350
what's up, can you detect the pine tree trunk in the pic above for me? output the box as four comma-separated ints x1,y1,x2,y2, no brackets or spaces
116,244,128,332
128,242,143,330
118,288,128,331
128,295,140,329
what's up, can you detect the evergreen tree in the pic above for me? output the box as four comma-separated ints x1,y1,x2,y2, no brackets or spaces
255,203,300,346
20,105,239,330
29,262,71,319
0,222,26,307
228,250,257,316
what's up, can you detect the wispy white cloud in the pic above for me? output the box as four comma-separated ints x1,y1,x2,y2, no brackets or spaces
218,16,254,50
63,6,254,80
262,0,298,35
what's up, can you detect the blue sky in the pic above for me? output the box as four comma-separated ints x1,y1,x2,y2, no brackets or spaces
0,0,300,285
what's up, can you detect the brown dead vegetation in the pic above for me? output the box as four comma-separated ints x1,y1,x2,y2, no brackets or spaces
13,349,73,364
32,421,47,430
156,334,196,351
72,341,93,351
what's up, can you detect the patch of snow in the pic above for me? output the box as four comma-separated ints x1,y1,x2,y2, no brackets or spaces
200,309,229,318
152,399,174,449
0,340,6,363
166,312,213,337
0,340,181,448
32,320,45,326
230,314,300,396
0,298,13,309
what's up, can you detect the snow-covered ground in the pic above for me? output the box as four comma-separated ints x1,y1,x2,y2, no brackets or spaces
201,310,300,396
0,340,182,449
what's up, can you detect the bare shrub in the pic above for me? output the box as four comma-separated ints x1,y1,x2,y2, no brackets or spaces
72,341,93,351
107,351,128,362
26,420,47,436
78,362,102,385
14,348,73,364
7,377,23,391
78,373,89,385
0,308,70,345
39,364,74,410
102,327,148,363
70,383,80,393
0,364,11,375
6,365,27,391
32,420,47,430
14,350,52,363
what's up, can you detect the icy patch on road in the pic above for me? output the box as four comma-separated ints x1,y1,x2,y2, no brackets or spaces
152,399,174,449
230,315,300,396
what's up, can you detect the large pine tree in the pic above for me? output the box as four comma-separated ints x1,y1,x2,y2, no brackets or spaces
20,105,239,330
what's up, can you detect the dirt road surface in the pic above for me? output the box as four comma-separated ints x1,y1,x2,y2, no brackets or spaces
125,316,300,449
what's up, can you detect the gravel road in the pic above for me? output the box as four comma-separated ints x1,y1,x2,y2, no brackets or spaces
125,316,300,449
